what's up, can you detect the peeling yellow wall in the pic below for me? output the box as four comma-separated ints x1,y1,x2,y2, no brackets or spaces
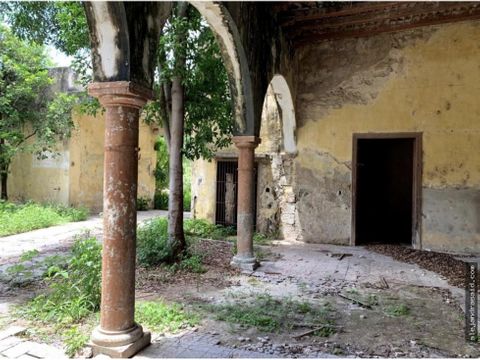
8,109,157,212
295,20,480,252
69,110,157,212
8,140,70,204
191,158,217,222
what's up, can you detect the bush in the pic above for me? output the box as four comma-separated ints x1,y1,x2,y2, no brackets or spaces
137,197,150,211
184,219,236,240
136,218,172,266
154,191,169,210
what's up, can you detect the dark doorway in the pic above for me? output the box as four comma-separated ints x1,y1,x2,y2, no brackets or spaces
215,160,258,229
353,134,421,246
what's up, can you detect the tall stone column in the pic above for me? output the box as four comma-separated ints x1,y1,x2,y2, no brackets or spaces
231,136,260,270
88,82,152,358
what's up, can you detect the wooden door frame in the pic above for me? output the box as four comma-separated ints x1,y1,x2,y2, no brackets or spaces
351,132,423,248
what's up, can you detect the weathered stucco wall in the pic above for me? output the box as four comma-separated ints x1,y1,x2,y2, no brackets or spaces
8,140,70,204
294,20,480,252
8,109,156,212
69,110,156,212
191,158,217,222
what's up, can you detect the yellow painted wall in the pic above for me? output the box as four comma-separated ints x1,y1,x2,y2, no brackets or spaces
8,108,157,212
191,158,217,222
294,20,480,252
8,140,70,204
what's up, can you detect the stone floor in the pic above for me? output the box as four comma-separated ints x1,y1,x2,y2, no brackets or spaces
1,225,478,358
137,332,277,359
0,326,66,359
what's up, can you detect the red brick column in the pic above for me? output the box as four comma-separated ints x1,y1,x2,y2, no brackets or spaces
88,82,152,358
232,136,260,270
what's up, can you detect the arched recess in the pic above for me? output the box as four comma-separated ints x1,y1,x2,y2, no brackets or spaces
260,75,297,154
83,2,171,88
190,1,255,135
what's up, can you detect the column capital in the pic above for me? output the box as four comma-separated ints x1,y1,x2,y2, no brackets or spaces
88,81,153,109
232,136,261,149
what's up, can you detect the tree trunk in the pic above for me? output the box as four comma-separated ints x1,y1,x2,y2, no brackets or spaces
167,2,189,259
168,77,185,257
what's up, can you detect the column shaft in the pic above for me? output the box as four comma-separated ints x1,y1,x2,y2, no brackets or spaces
232,136,260,270
88,81,152,358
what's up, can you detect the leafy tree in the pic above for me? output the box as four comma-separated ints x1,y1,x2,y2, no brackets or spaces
144,4,233,259
3,2,234,260
0,26,76,199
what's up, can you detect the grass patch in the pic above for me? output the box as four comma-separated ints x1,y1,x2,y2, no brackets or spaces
205,293,334,334
384,304,410,317
253,231,279,245
135,301,199,333
184,219,236,240
0,201,88,236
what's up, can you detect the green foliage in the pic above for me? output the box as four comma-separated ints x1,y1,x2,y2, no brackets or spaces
154,191,169,210
63,325,90,358
135,301,199,333
183,159,192,211
137,197,150,211
154,137,169,191
137,218,172,266
385,304,410,317
0,201,88,236
144,5,233,161
184,219,236,240
18,236,102,324
169,254,206,274
208,293,334,333
0,2,99,115
0,25,77,197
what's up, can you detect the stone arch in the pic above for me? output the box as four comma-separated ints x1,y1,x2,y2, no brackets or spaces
190,2,254,135
259,75,297,154
270,75,296,154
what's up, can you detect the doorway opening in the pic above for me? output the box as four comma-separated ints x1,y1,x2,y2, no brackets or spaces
352,134,422,247
215,160,258,229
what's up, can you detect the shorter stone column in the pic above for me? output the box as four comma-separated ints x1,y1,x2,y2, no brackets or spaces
231,136,260,270
88,81,152,358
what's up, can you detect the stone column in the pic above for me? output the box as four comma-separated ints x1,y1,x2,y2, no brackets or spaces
231,136,260,270
88,82,152,358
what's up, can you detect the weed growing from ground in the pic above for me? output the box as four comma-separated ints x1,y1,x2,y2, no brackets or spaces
16,236,101,324
135,301,199,333
184,219,236,240
385,304,410,317
205,293,334,334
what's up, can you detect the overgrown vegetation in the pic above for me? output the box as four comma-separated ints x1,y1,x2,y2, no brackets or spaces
136,218,233,270
17,236,101,324
13,235,101,356
0,201,88,236
206,293,334,334
184,218,236,240
384,304,410,317
135,301,199,333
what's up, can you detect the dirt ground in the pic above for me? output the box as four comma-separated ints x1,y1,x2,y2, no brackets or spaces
1,239,479,358
136,240,480,358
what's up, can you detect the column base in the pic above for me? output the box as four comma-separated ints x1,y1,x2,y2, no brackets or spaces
231,255,260,271
90,324,151,358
